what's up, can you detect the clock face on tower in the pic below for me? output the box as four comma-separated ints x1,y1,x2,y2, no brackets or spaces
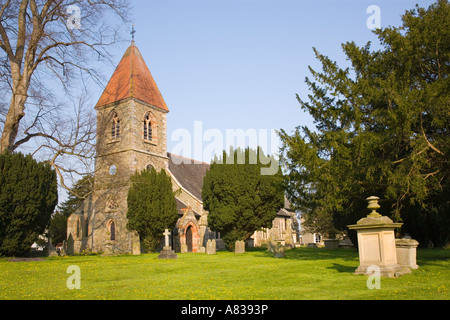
109,164,117,176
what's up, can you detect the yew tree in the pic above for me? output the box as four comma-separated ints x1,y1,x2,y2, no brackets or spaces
0,151,58,256
127,168,178,252
202,147,284,250
280,0,449,247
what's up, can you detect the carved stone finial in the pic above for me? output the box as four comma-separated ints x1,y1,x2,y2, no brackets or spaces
366,196,381,217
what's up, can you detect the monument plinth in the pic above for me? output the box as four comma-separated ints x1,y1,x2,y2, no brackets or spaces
348,196,409,277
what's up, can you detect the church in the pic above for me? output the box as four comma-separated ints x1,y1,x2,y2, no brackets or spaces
66,40,297,255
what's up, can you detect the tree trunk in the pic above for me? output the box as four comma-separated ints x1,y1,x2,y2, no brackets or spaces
0,80,28,153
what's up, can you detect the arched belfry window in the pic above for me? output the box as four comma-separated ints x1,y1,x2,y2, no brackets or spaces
111,111,120,140
143,112,157,143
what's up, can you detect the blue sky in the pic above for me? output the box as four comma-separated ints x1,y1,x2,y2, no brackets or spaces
93,0,435,162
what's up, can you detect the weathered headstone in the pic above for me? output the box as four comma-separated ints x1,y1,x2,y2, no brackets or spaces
59,240,66,256
396,239,419,270
158,229,178,259
132,231,141,256
66,234,74,256
206,239,216,255
47,237,58,257
267,237,276,253
235,240,245,254
273,240,286,258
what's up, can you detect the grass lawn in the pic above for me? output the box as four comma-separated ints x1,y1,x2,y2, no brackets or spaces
0,247,448,300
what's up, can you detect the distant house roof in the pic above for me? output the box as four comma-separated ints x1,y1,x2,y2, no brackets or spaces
168,153,210,201
95,42,169,112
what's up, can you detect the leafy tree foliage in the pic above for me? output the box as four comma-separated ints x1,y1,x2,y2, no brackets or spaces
0,152,58,256
280,0,449,247
48,174,94,245
126,168,178,252
202,147,284,250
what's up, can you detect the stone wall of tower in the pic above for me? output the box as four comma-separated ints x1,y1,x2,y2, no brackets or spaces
95,98,168,182
78,98,169,254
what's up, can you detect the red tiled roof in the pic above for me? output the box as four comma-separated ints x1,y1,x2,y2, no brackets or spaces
95,42,169,111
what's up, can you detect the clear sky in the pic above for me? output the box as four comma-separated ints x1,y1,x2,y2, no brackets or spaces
92,0,434,163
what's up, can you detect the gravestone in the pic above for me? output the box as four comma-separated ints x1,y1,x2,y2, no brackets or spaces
348,196,410,277
47,237,58,257
273,240,286,258
235,240,245,254
396,239,419,270
206,239,216,255
59,240,67,256
267,237,276,253
158,229,178,259
132,231,141,255
66,234,74,256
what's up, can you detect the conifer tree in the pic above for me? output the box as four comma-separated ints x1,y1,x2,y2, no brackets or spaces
0,152,58,256
48,174,94,245
280,0,449,247
126,168,178,252
202,147,284,250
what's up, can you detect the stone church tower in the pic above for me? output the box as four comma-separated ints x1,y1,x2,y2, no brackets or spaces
67,41,170,254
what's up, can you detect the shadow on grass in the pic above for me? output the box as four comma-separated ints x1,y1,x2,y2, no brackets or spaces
250,247,359,274
252,247,359,262
416,248,450,267
326,263,356,273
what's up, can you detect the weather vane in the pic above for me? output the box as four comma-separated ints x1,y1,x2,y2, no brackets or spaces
131,24,136,42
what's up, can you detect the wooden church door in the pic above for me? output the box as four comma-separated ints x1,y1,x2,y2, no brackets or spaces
186,226,193,252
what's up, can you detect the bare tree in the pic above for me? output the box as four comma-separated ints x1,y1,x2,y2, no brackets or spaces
26,91,97,198
0,0,129,152
0,0,129,195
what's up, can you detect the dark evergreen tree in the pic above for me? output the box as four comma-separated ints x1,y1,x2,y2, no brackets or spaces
57,174,94,217
0,151,58,256
280,0,449,247
48,174,94,245
126,168,178,252
202,147,284,250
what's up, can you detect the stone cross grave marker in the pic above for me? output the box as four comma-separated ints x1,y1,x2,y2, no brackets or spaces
158,228,177,259
163,229,171,250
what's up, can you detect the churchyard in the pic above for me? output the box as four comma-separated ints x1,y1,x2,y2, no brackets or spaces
0,247,448,300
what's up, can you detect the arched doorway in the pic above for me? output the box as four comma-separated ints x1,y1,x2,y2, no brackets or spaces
182,222,198,253
186,226,193,252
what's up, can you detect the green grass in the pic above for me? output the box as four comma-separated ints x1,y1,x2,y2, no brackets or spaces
0,247,448,300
